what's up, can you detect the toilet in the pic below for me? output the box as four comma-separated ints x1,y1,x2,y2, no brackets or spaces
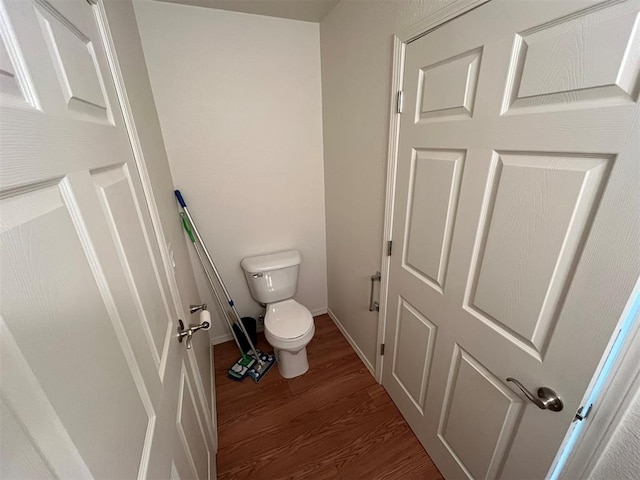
240,250,315,379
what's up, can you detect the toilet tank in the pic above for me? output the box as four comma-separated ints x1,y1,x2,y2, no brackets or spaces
241,250,301,304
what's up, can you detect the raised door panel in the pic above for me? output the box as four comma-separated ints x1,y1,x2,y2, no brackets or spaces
417,48,482,122
0,397,55,480
437,345,524,479
0,14,37,108
391,298,437,414
503,3,640,113
465,152,612,359
34,2,111,122
0,320,94,479
0,182,152,479
93,165,172,379
0,34,25,102
176,363,212,480
0,0,128,189
404,149,465,293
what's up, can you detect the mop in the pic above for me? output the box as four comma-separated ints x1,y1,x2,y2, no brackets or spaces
180,213,254,381
175,190,276,383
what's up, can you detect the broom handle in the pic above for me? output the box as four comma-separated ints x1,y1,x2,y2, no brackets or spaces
181,213,245,356
175,190,263,364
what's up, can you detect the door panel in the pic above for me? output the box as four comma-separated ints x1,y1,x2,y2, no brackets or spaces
0,0,213,477
93,165,173,375
383,1,640,478
391,298,437,412
416,48,482,122
0,322,93,479
438,345,524,480
467,152,612,358
504,5,640,113
176,363,212,480
404,149,465,293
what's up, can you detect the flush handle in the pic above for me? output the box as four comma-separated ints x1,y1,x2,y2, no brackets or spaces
252,272,263,278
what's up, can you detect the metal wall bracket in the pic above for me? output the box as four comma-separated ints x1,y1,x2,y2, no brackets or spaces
369,271,381,312
396,91,404,114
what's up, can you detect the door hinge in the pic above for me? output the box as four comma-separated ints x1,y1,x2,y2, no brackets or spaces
396,91,404,114
380,343,385,356
387,240,393,256
574,404,593,422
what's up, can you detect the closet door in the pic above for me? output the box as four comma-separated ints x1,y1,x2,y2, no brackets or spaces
383,1,640,478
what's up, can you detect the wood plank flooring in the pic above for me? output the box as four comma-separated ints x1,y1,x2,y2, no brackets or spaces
214,314,443,479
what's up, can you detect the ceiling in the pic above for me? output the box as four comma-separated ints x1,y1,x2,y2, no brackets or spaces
155,0,340,22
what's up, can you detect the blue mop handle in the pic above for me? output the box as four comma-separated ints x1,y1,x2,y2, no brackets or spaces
175,190,187,208
173,188,263,364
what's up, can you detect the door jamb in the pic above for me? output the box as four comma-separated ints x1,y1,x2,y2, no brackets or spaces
377,1,640,477
376,0,490,382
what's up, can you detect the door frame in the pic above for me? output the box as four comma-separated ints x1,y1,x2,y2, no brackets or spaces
377,0,640,477
94,0,216,449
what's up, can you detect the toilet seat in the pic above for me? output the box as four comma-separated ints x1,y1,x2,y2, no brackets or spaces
264,299,314,351
265,299,313,340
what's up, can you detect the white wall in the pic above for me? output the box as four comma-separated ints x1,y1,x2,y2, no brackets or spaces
319,0,457,369
591,386,640,480
134,1,327,343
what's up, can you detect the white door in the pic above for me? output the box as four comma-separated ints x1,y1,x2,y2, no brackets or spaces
382,1,640,478
0,0,214,478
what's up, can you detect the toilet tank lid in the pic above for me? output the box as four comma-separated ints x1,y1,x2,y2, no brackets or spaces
241,250,301,273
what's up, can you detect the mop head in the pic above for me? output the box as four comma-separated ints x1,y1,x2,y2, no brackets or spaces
227,355,256,382
247,350,276,383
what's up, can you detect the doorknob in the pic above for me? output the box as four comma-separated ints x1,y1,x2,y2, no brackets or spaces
177,318,210,350
506,377,563,412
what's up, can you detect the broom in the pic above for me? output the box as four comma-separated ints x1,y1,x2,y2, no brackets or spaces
180,213,254,381
175,190,275,383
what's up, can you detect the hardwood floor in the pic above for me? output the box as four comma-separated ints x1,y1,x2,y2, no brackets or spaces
214,314,443,479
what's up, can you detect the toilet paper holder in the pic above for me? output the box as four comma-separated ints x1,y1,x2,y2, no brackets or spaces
189,303,207,314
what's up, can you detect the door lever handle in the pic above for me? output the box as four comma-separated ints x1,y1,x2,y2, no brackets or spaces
506,377,563,412
177,319,211,350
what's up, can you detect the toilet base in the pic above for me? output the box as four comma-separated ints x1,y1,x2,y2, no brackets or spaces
274,346,309,379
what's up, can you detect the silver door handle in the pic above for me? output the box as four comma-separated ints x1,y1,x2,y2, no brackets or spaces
506,378,563,412
369,271,381,312
177,319,211,350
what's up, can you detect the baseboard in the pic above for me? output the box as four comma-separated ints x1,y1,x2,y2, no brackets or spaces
311,307,328,316
327,308,375,377
211,332,234,345
211,322,265,346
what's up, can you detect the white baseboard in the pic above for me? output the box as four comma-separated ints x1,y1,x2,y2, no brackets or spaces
327,308,375,377
211,323,265,346
211,332,234,345
311,307,328,316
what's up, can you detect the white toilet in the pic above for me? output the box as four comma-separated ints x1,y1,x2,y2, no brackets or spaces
240,250,315,379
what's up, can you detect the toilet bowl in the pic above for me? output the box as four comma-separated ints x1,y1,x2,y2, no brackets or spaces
264,299,315,378
241,250,315,379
